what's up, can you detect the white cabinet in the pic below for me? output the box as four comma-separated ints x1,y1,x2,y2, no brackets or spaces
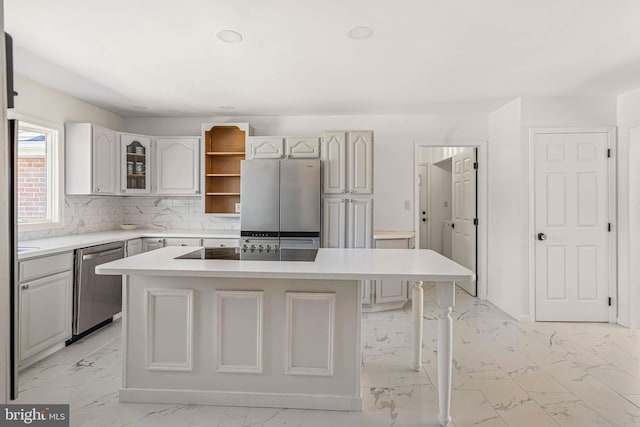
374,279,407,304
18,252,74,363
347,131,373,195
321,131,373,195
285,137,320,158
155,137,200,195
368,233,415,310
164,238,202,247
348,198,373,249
246,137,284,159
142,238,165,252
121,133,152,194
126,238,143,257
322,198,347,248
361,281,371,305
66,123,119,195
202,238,240,248
321,132,347,194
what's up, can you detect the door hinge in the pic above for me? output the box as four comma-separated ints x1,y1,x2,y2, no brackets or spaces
608,297,612,306
608,223,612,232
473,218,478,226
607,148,612,158
473,162,479,170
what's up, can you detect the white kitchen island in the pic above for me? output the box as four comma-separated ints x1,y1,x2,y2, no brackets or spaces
97,247,472,427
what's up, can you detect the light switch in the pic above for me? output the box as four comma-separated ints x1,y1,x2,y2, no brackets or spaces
404,200,411,210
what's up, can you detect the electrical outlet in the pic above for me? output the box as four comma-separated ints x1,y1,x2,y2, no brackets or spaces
404,200,411,210
235,203,241,213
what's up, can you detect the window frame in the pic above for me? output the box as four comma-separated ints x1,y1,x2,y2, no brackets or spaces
11,113,64,231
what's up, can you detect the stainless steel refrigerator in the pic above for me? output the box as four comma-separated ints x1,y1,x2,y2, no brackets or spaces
240,159,321,249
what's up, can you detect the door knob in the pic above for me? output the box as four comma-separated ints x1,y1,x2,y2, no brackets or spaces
537,233,547,241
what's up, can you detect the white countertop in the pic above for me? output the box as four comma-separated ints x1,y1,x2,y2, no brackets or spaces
96,246,473,282
373,230,416,240
17,229,240,260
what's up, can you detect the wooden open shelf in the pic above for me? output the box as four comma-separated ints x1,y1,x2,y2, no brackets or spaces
204,126,246,214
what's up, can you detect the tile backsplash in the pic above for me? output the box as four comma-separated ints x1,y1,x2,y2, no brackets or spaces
18,196,240,241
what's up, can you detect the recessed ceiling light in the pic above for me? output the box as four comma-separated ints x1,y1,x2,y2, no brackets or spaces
347,26,374,40
131,105,147,111
219,105,235,110
216,30,243,43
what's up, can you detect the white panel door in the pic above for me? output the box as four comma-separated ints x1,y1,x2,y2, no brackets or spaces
19,271,72,361
246,137,284,159
534,131,610,321
126,238,143,257
285,137,320,158
321,132,346,194
348,131,373,194
322,198,346,248
156,138,200,195
92,125,118,194
451,149,477,296
375,279,407,304
348,198,372,249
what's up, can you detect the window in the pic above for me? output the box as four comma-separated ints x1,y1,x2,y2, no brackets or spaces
17,121,63,230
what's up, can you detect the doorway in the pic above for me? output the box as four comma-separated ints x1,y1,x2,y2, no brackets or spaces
530,128,616,322
416,146,479,296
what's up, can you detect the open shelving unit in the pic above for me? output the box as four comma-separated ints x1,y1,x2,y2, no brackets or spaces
203,125,246,213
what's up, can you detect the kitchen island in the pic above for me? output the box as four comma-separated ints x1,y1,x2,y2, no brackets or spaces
97,246,472,427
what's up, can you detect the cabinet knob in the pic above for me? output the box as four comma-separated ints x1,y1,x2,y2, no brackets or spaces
95,188,100,192
21,284,29,290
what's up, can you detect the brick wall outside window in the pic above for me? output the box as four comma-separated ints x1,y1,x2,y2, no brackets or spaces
17,156,47,220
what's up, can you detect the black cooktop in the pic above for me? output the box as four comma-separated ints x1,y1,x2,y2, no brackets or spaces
175,247,318,262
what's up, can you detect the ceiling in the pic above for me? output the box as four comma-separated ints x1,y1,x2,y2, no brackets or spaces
6,0,640,117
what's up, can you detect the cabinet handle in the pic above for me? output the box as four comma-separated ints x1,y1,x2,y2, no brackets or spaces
21,284,29,290
95,188,100,192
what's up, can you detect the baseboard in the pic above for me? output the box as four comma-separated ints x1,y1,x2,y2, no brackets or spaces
119,388,362,411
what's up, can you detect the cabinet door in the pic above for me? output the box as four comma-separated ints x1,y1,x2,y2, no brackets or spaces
156,138,200,195
246,137,284,159
348,198,372,248
126,238,143,257
322,198,346,248
142,238,165,252
374,279,408,304
321,132,346,194
348,131,373,195
361,280,371,305
202,238,240,248
164,238,202,247
19,270,72,361
92,125,118,194
285,137,320,158
121,134,152,194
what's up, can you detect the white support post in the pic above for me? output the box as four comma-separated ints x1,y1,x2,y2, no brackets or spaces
436,281,455,427
411,280,424,371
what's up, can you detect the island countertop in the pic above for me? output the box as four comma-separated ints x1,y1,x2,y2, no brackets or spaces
96,246,473,282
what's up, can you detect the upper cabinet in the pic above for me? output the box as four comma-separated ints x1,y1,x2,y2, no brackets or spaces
321,131,373,195
155,137,200,195
246,137,284,159
347,131,373,194
120,133,152,194
285,137,320,158
202,123,251,214
66,123,119,195
321,132,347,194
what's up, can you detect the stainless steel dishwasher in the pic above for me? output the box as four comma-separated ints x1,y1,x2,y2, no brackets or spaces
72,241,125,340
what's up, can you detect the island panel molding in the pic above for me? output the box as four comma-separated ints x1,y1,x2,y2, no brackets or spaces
215,290,264,374
285,292,336,376
144,288,194,371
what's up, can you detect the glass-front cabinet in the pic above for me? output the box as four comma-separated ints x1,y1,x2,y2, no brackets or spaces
120,134,152,194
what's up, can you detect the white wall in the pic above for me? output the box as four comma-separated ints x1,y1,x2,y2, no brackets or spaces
125,115,488,231
428,160,452,254
487,96,618,321
616,88,640,328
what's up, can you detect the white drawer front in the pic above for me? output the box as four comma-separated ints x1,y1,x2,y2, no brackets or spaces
19,252,74,283
164,238,202,247
202,238,240,248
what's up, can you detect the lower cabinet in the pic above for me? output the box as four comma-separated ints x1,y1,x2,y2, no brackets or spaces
361,281,371,305
164,238,202,247
142,238,165,252
203,238,240,248
374,278,407,304
126,238,143,257
19,270,73,361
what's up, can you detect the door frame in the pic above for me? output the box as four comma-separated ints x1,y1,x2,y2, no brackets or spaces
417,163,430,249
414,141,487,300
528,127,617,323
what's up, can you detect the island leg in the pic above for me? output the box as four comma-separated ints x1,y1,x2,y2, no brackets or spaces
411,280,424,371
436,281,455,427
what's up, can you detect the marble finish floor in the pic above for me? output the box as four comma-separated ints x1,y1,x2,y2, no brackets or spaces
15,283,640,426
